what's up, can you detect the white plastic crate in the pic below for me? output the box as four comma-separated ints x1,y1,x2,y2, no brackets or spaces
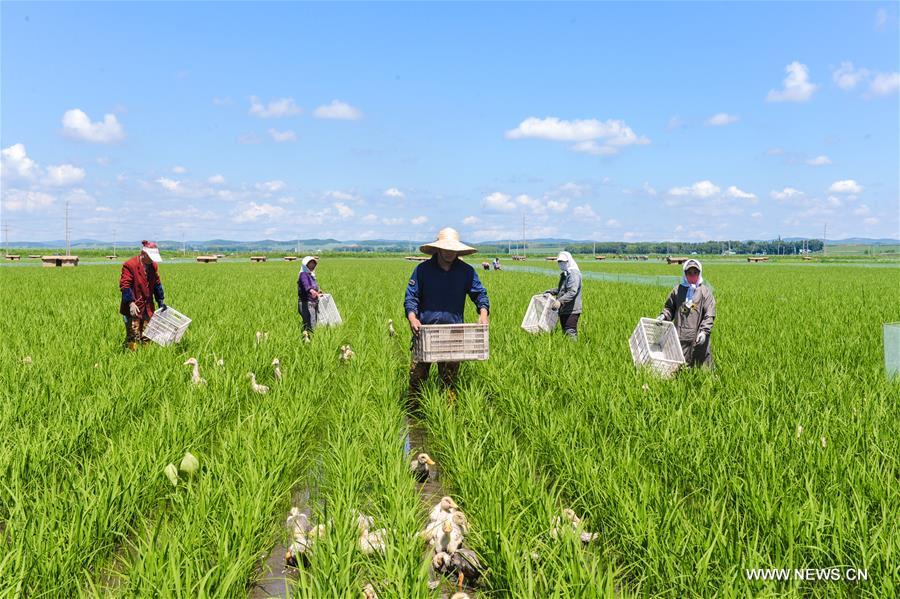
629,317,685,378
316,293,342,326
413,324,489,363
143,306,192,347
521,293,559,334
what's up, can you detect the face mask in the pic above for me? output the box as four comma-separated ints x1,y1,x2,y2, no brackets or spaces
685,272,700,285
558,261,569,271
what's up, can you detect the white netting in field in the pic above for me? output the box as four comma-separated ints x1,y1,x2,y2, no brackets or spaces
317,293,343,326
629,318,685,378
521,293,559,334
144,306,192,347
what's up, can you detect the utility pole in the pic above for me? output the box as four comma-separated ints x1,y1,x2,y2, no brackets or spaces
112,227,117,257
182,231,186,257
2,222,8,257
522,212,526,259
65,200,71,256
823,223,827,256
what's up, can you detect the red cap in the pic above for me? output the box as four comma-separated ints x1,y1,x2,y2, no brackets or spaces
142,240,158,249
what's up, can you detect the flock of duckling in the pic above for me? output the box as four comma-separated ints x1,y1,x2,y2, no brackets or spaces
180,331,360,394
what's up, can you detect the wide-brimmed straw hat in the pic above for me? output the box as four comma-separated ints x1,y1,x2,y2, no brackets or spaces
419,227,477,256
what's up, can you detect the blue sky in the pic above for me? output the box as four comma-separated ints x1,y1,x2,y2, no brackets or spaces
2,2,898,243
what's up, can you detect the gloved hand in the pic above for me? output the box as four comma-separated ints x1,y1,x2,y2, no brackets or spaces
129,302,140,317
158,302,168,311
656,314,666,322
696,331,707,345
551,300,561,310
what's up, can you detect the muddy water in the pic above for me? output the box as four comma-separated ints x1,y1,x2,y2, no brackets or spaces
405,416,446,506
249,487,312,599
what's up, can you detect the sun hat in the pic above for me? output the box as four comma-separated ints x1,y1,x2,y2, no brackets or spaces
141,240,162,263
419,227,477,256
683,258,701,273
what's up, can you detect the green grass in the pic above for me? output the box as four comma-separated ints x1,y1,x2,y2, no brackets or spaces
0,258,898,598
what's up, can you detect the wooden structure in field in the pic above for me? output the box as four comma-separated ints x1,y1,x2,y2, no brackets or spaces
666,256,690,265
250,256,268,262
747,256,769,263
5,255,21,261
106,255,118,260
29,254,41,259
595,255,605,260
196,256,218,263
283,256,298,262
512,255,527,261
404,256,428,261
41,255,79,267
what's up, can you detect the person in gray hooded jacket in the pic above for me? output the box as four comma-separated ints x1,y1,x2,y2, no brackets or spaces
657,258,716,367
545,251,583,339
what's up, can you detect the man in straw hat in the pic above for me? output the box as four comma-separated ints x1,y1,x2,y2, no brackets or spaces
119,240,167,351
404,227,490,397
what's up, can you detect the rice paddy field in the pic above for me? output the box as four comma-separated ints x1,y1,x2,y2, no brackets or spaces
1,257,898,598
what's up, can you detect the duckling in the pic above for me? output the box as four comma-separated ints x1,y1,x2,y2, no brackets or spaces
388,319,395,337
255,330,268,345
432,518,463,554
183,357,206,385
248,372,269,395
287,507,312,539
216,357,225,367
450,593,472,599
302,330,311,343
410,452,436,483
429,551,452,589
361,583,378,599
22,356,32,365
550,508,599,544
285,520,326,568
450,511,470,536
449,547,483,591
340,344,355,362
272,357,282,381
359,526,387,555
355,510,375,533
429,496,458,523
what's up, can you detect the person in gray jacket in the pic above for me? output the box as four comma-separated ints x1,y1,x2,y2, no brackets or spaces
545,251,583,339
657,258,716,367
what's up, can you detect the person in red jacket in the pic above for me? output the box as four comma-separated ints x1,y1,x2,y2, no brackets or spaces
119,240,166,350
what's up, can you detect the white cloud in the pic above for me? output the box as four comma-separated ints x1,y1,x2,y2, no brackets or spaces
572,204,598,219
462,216,479,225
238,133,262,145
832,62,869,90
505,116,650,155
725,185,756,200
45,164,86,186
1,143,39,180
555,182,589,197
483,192,516,212
333,202,354,219
571,140,617,155
212,96,233,106
208,174,226,185
61,109,125,143
382,217,405,226
706,113,739,126
96,157,110,166
771,187,805,201
826,195,843,207
411,215,428,226
766,62,818,102
325,190,356,202
384,187,405,198
623,231,641,241
864,217,879,226
642,182,658,196
3,189,55,212
157,177,181,192
249,96,301,118
751,212,763,219
876,8,888,29
515,194,542,213
806,155,832,166
362,213,379,223
172,165,188,174
268,128,297,142
666,116,684,131
313,100,362,120
606,218,621,227
255,180,286,193
546,199,568,212
869,72,900,96
234,202,286,222
853,204,871,216
767,147,786,156
828,179,863,194
668,180,720,198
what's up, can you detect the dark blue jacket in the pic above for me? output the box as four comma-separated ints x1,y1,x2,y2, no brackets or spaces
404,256,490,325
